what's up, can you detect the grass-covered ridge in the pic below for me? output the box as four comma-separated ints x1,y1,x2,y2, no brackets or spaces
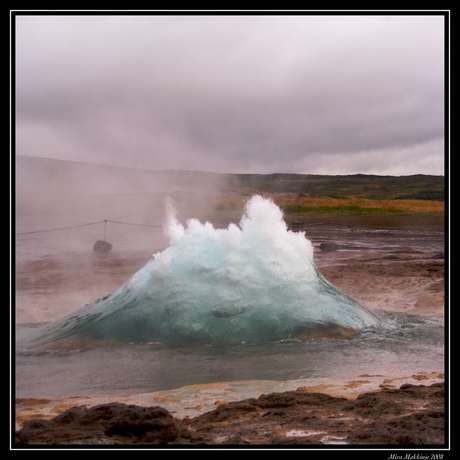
228,173,445,201
277,197,444,215
214,196,444,216
221,173,445,216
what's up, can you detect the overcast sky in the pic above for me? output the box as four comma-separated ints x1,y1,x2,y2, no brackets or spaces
14,13,447,175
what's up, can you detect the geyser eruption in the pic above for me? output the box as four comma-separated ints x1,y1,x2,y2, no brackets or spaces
35,195,380,346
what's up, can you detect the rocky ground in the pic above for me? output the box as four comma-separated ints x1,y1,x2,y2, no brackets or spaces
15,381,445,446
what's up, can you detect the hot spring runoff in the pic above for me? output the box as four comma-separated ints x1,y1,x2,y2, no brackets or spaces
33,195,381,346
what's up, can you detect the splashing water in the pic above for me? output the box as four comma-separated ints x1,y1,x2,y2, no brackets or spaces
34,195,380,346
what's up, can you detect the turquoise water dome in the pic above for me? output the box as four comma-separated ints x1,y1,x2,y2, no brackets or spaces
34,195,380,346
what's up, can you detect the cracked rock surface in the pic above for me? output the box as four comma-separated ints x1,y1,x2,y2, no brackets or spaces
15,381,445,446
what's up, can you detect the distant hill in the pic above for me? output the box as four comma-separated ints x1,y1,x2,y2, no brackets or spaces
15,155,226,196
14,155,445,201
228,173,445,201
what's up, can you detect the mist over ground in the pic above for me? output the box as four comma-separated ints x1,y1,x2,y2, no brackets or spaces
15,155,232,235
15,155,445,232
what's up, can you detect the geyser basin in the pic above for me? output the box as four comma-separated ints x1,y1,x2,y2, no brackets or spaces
35,195,380,346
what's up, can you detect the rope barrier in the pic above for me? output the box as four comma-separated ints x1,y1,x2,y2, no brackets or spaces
103,220,162,228
16,219,162,235
15,219,367,236
16,218,398,236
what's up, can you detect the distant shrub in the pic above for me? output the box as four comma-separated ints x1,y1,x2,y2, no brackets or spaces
395,190,444,201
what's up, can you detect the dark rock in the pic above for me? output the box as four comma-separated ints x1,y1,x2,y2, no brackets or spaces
16,403,181,445
256,391,341,409
15,383,445,446
319,242,339,251
204,402,258,422
226,434,254,444
396,433,424,445
256,392,299,408
344,393,404,417
93,240,113,253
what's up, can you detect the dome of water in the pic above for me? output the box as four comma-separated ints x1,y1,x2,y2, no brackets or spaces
34,195,380,346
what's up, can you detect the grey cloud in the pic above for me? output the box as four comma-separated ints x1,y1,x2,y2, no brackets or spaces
14,13,446,175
